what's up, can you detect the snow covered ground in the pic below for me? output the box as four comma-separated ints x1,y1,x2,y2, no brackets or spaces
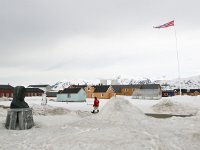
0,96,200,150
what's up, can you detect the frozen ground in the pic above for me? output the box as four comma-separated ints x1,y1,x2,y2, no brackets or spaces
0,96,200,150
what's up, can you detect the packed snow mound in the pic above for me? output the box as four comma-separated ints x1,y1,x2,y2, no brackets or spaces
98,97,145,122
102,97,144,114
152,99,198,115
32,104,71,116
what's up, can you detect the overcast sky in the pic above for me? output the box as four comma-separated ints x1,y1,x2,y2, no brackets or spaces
0,0,200,86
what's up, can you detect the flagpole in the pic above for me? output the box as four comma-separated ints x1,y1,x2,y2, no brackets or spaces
173,25,182,95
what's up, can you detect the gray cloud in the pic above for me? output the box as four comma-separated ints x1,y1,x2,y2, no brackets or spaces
0,0,200,85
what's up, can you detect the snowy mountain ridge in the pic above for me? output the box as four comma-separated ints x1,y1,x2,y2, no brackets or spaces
51,75,200,91
154,75,200,90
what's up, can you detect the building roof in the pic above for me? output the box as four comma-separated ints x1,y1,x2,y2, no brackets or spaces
25,88,44,92
46,91,58,97
189,89,200,92
111,84,142,93
174,89,188,93
28,84,50,88
0,85,14,90
140,84,161,89
93,85,110,93
162,90,174,92
111,85,122,93
68,85,87,89
59,88,82,94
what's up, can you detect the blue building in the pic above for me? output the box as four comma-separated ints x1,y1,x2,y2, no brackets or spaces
162,90,174,97
57,88,86,102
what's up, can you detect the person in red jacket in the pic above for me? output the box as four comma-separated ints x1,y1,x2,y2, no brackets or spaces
92,97,99,113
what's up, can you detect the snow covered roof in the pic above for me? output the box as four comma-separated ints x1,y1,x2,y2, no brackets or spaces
68,85,87,89
0,85,14,90
140,84,161,89
93,85,110,93
190,89,200,92
58,88,82,94
28,84,50,88
25,88,44,92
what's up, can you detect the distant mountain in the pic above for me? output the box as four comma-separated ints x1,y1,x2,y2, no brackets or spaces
51,79,99,91
129,78,152,85
154,75,200,90
51,75,200,91
51,81,70,91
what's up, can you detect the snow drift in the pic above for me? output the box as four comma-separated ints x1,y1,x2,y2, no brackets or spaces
152,99,198,115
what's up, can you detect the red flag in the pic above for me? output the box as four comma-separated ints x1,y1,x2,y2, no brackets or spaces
154,20,174,29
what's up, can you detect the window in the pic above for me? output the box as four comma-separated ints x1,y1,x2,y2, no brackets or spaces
101,93,103,97
125,89,128,92
88,87,91,91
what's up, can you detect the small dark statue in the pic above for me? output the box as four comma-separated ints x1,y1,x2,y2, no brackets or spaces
10,86,29,108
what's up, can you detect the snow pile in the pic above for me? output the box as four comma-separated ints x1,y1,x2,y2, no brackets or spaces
0,97,12,101
99,97,145,120
0,108,7,117
152,99,198,115
31,104,71,116
31,104,91,118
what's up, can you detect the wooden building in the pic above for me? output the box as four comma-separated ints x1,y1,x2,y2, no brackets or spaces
174,89,188,95
92,85,116,99
68,85,116,99
25,88,44,97
188,89,200,96
0,85,14,98
85,85,95,98
111,85,144,96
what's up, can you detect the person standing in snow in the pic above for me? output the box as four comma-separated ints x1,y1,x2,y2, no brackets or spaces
41,91,47,105
92,97,99,113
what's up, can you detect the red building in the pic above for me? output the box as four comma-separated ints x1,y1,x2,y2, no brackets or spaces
25,88,44,97
0,85,14,98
